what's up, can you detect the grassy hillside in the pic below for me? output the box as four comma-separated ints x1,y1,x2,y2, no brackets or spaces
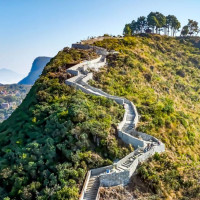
0,48,131,199
89,35,200,199
1,34,200,200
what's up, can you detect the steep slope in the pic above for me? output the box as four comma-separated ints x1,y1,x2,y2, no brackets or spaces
0,47,131,199
0,68,24,84
18,57,51,85
87,35,200,199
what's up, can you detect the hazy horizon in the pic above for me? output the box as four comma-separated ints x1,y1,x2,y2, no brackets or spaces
0,0,200,77
0,68,25,84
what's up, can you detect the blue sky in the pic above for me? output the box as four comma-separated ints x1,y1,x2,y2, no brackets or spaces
0,0,199,76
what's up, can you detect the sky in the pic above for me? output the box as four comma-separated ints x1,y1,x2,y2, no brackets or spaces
0,0,200,78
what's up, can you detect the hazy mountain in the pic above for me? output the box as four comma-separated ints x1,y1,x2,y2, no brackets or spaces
0,68,24,84
18,57,51,85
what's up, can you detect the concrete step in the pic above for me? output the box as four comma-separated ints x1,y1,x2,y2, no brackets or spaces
75,75,85,83
125,120,135,124
118,166,127,170
87,185,99,189
126,115,135,121
122,162,132,168
122,160,132,165
123,123,134,127
126,108,135,113
87,181,99,187
122,160,133,165
87,184,99,189
115,167,123,172
122,124,134,132
83,176,100,200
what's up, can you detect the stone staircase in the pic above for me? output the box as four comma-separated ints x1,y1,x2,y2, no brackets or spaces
83,176,100,200
122,103,136,132
65,44,165,200
115,148,144,173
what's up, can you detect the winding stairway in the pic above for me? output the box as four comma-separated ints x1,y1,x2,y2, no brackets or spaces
65,44,165,200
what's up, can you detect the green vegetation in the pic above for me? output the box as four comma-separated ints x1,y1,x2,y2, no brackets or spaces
181,19,199,36
2,32,200,200
123,12,181,36
90,35,200,199
123,12,199,37
0,48,131,199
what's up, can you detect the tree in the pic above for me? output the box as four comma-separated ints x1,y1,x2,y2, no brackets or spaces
130,20,139,34
166,15,181,36
123,12,181,36
123,24,132,36
187,19,199,36
173,19,181,36
181,20,199,36
147,12,166,34
147,12,159,33
181,25,189,36
137,16,147,33
155,12,166,34
166,15,174,35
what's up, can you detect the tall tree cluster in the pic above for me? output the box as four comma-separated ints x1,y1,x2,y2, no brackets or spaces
123,12,181,36
123,12,199,37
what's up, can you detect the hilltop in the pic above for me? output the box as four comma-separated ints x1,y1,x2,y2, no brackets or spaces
19,57,52,85
0,34,200,200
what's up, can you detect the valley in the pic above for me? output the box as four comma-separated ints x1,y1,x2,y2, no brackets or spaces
0,84,31,122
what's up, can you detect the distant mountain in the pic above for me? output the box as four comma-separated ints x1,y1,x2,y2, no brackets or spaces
0,68,24,84
18,57,51,85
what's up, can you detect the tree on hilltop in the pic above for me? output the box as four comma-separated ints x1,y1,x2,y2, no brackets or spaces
155,12,166,34
181,25,189,36
187,19,199,36
181,19,199,36
137,16,147,33
129,18,147,34
130,20,139,34
123,24,132,36
166,15,181,36
146,12,166,34
123,12,183,37
147,12,159,34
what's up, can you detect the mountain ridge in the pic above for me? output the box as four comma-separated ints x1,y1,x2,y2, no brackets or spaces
18,56,51,85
